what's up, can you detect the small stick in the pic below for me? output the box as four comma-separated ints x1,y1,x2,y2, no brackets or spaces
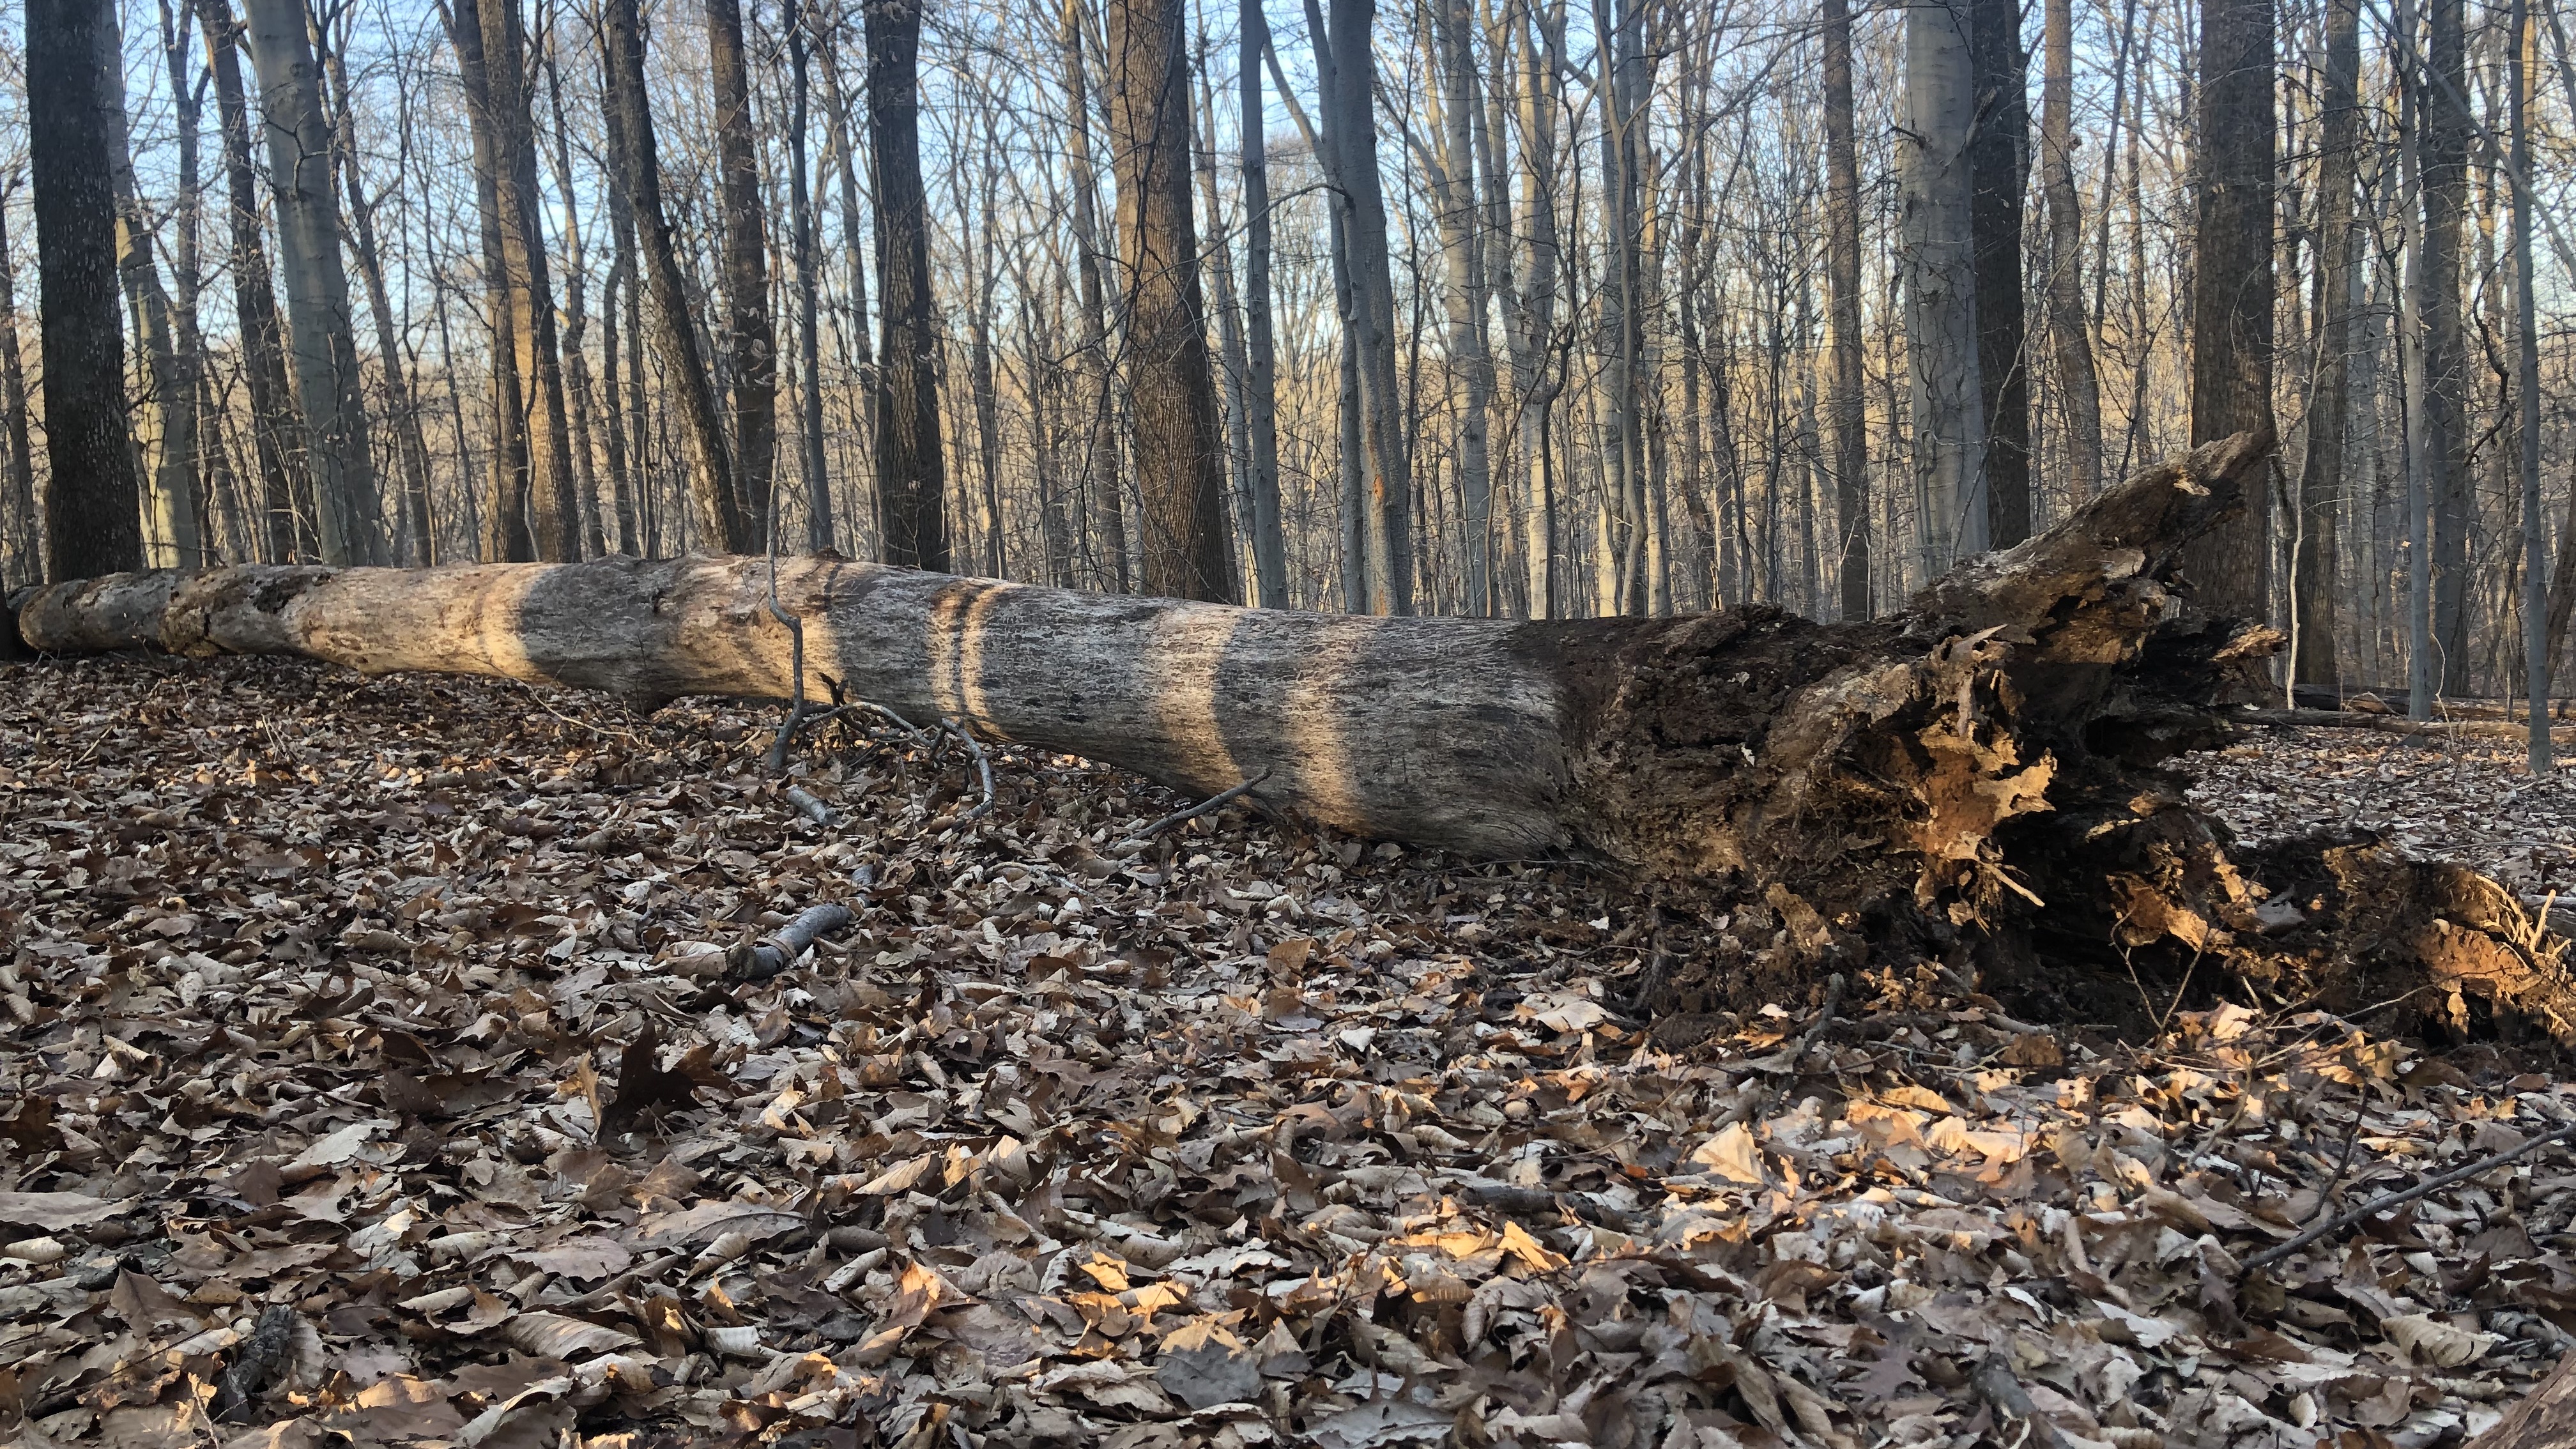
1117,769,1274,849
943,718,997,822
2243,1116,2576,1273
1749,972,1846,1073
784,786,835,827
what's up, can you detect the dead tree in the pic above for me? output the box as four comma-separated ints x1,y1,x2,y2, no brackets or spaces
19,433,2576,1043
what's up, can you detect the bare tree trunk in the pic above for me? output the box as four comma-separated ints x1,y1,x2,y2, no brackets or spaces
465,0,580,560
811,7,875,543
594,35,641,556
2183,0,2276,620
447,0,529,562
965,106,1006,579
2422,0,2470,693
2509,0,2545,764
1312,0,1413,615
27,0,145,583
705,0,777,542
2294,0,2358,689
1429,0,1498,616
866,0,949,571
323,17,438,565
243,0,385,565
597,0,746,555
160,0,213,566
2037,0,2101,507
100,10,204,571
785,0,834,556
537,39,606,560
1591,0,1652,615
1103,0,1236,602
1499,0,1565,620
1823,0,1869,619
197,0,303,564
1194,48,1254,599
1237,0,1288,608
1902,0,1987,574
1057,0,1128,591
1968,0,2028,546
0,196,36,587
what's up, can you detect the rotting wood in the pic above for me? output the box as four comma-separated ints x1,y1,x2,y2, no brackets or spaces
17,431,2576,1041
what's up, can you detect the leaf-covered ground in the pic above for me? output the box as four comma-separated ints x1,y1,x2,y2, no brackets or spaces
3,658,2573,1449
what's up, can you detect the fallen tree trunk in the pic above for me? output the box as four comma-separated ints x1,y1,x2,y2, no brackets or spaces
15,431,2576,1040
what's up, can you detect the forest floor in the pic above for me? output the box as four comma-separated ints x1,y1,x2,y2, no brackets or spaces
3,657,2574,1449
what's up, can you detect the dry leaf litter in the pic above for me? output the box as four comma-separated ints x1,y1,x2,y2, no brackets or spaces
2,658,2572,1449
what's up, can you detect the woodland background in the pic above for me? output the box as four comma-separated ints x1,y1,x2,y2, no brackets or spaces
3,0,2575,698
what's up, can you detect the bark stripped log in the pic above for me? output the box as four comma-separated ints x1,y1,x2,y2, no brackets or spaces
13,432,2576,1041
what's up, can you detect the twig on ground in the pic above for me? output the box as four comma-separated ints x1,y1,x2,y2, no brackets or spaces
2244,1115,2576,1273
1117,769,1274,850
943,719,997,822
784,786,835,827
2297,1103,2371,1226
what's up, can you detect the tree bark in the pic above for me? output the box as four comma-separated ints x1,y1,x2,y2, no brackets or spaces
597,0,746,556
705,0,778,544
460,0,581,562
2422,0,2471,694
786,0,835,557
1902,0,1987,578
243,0,386,566
197,0,304,565
2470,1350,2576,1449
2038,0,2102,507
100,9,206,572
26,430,2576,1044
1237,0,1288,609
537,42,608,561
866,0,950,572
2510,0,2545,767
1968,0,2030,548
1311,0,1413,615
1105,0,1237,604
27,0,146,583
1823,0,1869,620
2184,0,2273,618
1059,0,1132,592
0,197,37,590
2294,0,2358,690
323,18,438,565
